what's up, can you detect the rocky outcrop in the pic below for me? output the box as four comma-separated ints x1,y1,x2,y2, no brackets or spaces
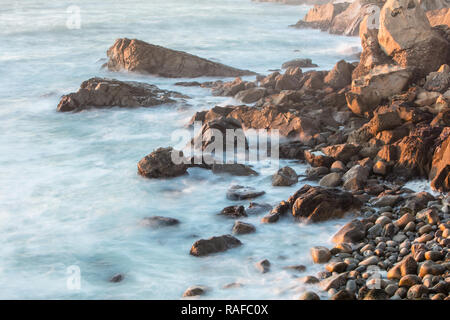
252,0,329,5
329,0,365,36
190,235,242,257
106,38,255,78
292,2,350,31
57,78,180,112
281,58,318,69
138,147,188,179
378,0,449,78
289,185,361,222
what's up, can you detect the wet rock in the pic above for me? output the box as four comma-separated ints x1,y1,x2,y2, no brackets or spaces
306,166,329,180
140,216,180,228
373,160,388,175
281,58,318,69
332,219,366,244
106,38,255,78
190,235,242,257
109,273,124,283
284,265,306,272
211,163,257,176
255,259,271,273
272,166,298,186
57,77,179,112
290,185,361,222
182,286,207,297
418,260,446,277
220,205,247,218
226,185,265,201
371,195,402,208
311,246,332,264
299,291,320,300
232,221,256,235
246,202,273,215
300,275,320,284
304,151,334,168
138,147,188,179
424,64,450,93
326,261,347,273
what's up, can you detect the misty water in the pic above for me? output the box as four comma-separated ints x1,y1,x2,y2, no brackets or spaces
0,0,372,299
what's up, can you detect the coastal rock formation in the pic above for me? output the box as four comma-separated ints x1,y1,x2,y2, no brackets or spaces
190,235,242,256
289,185,361,222
252,0,329,5
272,166,298,186
106,38,255,78
378,0,449,78
281,58,318,69
57,78,179,112
137,147,188,179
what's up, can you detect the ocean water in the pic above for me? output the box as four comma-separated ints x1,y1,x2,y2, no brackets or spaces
0,0,364,299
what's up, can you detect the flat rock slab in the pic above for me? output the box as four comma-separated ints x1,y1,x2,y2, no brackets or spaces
226,185,265,201
106,38,256,78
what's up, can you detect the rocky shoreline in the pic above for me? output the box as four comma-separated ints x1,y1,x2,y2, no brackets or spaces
56,0,449,300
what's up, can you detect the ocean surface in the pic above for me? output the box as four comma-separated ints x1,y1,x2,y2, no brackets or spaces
0,0,372,299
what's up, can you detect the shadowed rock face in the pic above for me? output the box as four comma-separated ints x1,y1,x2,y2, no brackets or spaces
106,38,256,78
430,132,450,192
57,77,179,112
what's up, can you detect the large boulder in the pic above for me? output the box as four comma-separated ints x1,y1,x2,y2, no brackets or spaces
303,3,350,30
329,0,365,36
190,235,242,257
289,185,361,222
138,147,188,179
429,134,450,192
106,38,255,78
332,219,366,244
378,0,449,78
57,78,179,112
346,64,412,116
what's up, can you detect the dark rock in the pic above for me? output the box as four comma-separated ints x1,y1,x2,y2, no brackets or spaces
138,147,188,179
140,216,180,228
226,185,265,201
190,235,242,257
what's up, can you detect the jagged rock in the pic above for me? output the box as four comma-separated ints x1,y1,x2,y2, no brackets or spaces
232,221,256,235
290,185,361,222
220,205,247,218
138,147,188,179
329,0,365,36
346,64,413,116
211,163,257,176
272,166,298,186
190,235,242,257
106,38,255,78
57,78,179,112
378,0,449,78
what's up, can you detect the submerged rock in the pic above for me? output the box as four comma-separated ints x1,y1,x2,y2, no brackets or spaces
190,235,242,257
57,77,180,112
106,38,255,78
232,221,256,235
140,216,180,228
182,286,208,297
